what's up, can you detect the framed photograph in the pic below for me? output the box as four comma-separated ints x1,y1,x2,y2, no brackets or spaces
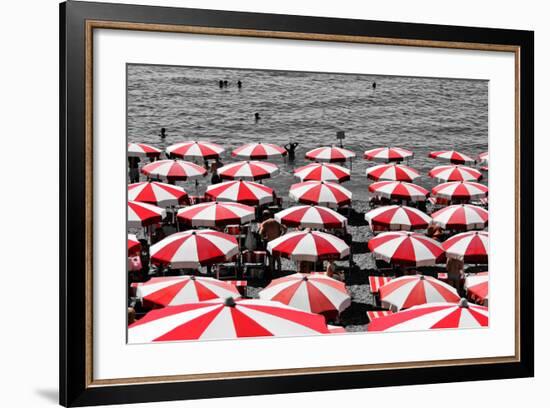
60,1,534,406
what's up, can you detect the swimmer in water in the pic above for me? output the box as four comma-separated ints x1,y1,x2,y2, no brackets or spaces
219,80,223,88
223,80,228,87
254,112,261,122
237,80,242,89
372,82,377,91
159,127,166,139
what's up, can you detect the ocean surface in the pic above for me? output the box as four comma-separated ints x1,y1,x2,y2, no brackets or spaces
127,64,488,201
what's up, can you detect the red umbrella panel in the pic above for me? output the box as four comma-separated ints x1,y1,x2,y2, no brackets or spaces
128,142,162,158
267,230,350,262
289,181,352,208
431,181,488,201
428,150,475,165
274,205,347,229
428,165,482,182
231,143,287,159
128,298,330,342
368,181,429,202
364,205,431,231
464,272,489,305
128,234,141,255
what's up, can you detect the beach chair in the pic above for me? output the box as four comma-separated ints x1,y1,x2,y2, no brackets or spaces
366,310,393,323
227,280,248,297
214,254,239,280
368,276,394,307
242,250,267,279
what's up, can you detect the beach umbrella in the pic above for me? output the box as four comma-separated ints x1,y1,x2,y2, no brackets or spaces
428,165,482,182
294,162,351,183
150,229,239,268
232,142,287,159
365,205,431,231
465,272,489,305
274,205,347,229
366,163,420,182
128,142,162,158
134,276,241,307
378,275,460,311
141,159,207,182
366,300,488,332
431,204,488,231
128,297,330,342
368,181,429,202
478,152,489,171
305,146,356,163
128,201,166,228
289,181,352,208
259,273,351,315
368,231,444,266
364,147,413,163
128,181,188,207
428,150,475,165
128,234,141,255
176,201,255,227
216,160,279,181
443,231,489,264
166,141,224,160
267,230,350,262
431,181,488,201
205,180,274,206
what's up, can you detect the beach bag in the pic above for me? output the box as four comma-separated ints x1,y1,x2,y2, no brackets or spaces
128,256,142,272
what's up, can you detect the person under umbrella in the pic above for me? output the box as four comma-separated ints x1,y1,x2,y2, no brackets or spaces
259,209,287,278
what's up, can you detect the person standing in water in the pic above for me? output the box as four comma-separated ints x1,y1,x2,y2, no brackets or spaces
254,112,261,122
210,157,223,184
128,156,141,183
372,81,377,91
284,141,299,162
159,127,166,139
218,80,223,88
237,80,242,89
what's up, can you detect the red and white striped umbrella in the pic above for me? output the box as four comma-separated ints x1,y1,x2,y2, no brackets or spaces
365,205,431,231
443,231,489,264
232,143,287,159
368,231,444,266
177,201,255,227
134,276,241,307
274,205,347,229
166,141,224,159
364,147,413,163
465,272,488,305
141,159,207,182
431,181,488,201
289,181,352,208
259,273,351,315
150,229,239,268
478,152,489,171
367,300,488,332
379,275,460,311
428,150,475,165
216,160,279,181
428,165,482,182
366,163,420,182
205,180,274,206
431,204,488,231
128,142,162,158
128,201,166,228
128,234,141,255
305,146,356,163
128,297,330,342
267,230,350,262
294,162,350,183
368,181,429,202
128,181,188,207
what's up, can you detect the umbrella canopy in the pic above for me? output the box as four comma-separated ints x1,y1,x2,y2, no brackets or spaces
274,205,347,229
465,272,489,305
428,165,482,182
128,234,141,255
205,180,274,206
150,229,239,268
368,231,444,266
289,181,352,208
366,163,420,182
128,201,166,228
443,231,489,264
134,276,241,307
305,146,356,163
166,141,224,160
177,201,255,227
259,273,351,315
428,150,475,165
367,299,488,332
267,230,350,262
128,297,330,342
128,142,162,158
431,181,488,201
365,205,431,231
232,143,287,159
478,151,488,163
216,160,279,181
379,275,460,311
294,162,350,183
141,159,207,182
364,147,413,163
128,181,188,207
431,204,488,231
368,181,429,202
